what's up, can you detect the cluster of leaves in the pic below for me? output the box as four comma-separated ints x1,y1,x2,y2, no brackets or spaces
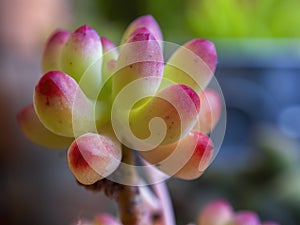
17,15,222,186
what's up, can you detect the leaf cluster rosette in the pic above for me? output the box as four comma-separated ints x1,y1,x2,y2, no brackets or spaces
17,15,222,185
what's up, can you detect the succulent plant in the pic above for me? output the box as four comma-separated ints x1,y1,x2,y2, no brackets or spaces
17,15,226,225
17,14,221,183
197,199,280,225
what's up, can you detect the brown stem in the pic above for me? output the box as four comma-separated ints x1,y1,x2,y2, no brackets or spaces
115,146,147,225
82,147,156,225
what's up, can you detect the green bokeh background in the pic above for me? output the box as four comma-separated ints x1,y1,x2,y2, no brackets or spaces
72,0,300,42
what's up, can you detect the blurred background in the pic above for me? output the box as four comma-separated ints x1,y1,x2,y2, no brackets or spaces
1,0,300,224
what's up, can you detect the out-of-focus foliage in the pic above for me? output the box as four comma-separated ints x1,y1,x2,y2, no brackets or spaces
73,0,300,39
72,0,191,42
186,0,300,38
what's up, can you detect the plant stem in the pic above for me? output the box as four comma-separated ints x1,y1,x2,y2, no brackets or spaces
152,181,175,225
143,160,176,225
83,147,166,225
116,146,147,225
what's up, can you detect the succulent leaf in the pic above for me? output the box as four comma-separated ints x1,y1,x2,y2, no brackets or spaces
34,70,99,137
60,25,103,98
68,132,122,185
164,39,217,93
41,29,70,72
17,104,73,149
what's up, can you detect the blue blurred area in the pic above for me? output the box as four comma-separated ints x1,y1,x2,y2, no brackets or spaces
216,39,300,167
170,39,300,225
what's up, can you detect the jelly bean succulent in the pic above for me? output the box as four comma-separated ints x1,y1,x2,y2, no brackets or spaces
72,199,280,225
196,199,280,225
17,14,221,183
17,15,223,225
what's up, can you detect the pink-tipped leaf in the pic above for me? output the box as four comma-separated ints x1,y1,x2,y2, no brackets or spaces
121,14,162,44
141,131,213,180
34,70,98,137
41,29,70,72
113,27,164,98
164,39,217,93
197,199,234,225
60,25,102,98
68,132,122,185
